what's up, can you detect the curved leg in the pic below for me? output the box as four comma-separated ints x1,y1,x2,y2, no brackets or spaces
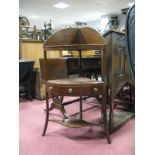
79,96,83,120
42,92,49,136
49,96,63,110
51,95,69,119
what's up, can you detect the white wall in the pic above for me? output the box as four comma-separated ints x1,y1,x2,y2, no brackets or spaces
87,19,101,30
86,13,126,34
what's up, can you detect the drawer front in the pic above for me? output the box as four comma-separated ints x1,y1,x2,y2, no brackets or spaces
47,85,105,96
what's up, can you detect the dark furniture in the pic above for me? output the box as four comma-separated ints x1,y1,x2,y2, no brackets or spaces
19,60,34,100
111,4,135,115
42,27,111,144
67,57,101,79
103,30,134,132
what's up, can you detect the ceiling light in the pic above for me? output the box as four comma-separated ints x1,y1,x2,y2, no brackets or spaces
29,15,40,19
53,2,70,9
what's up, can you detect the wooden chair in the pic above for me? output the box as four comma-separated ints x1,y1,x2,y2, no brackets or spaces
42,27,111,144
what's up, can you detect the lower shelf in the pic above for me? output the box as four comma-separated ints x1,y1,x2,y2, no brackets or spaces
108,110,134,132
49,114,100,128
49,108,134,131
58,119,94,128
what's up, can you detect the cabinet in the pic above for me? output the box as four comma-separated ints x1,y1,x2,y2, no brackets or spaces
103,30,134,132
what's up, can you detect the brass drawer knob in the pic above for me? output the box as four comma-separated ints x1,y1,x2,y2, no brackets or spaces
68,88,73,93
93,87,98,92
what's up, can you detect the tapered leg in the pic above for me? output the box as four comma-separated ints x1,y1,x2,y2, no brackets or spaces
103,104,111,144
79,96,83,120
102,91,111,144
109,100,112,133
42,92,49,136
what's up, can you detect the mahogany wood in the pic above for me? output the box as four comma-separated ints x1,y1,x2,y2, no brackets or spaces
42,27,111,144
